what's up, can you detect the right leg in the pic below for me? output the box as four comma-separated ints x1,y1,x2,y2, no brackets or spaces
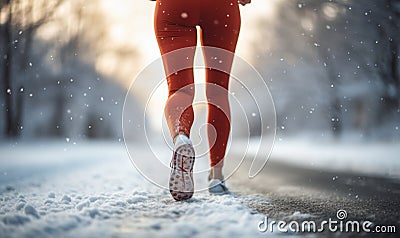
154,0,199,201
154,0,198,139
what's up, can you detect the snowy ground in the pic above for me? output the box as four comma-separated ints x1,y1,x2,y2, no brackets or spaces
0,141,272,238
2,138,398,237
232,136,400,179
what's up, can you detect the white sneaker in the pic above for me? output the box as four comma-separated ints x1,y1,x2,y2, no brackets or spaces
208,179,230,195
169,134,195,201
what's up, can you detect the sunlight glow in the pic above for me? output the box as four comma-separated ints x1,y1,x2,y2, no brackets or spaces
114,0,279,130
34,0,278,130
99,0,278,70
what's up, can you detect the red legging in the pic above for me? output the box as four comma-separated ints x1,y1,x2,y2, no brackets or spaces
154,0,241,168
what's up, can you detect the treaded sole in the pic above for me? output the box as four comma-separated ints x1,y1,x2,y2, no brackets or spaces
169,143,195,201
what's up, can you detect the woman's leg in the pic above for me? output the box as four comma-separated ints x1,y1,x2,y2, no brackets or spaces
154,1,198,139
155,0,201,201
200,1,241,177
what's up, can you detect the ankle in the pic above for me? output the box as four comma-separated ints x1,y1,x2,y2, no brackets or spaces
173,133,190,145
210,167,224,180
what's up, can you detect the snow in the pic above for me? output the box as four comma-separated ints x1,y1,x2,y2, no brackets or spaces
232,136,400,179
0,142,270,238
285,211,316,220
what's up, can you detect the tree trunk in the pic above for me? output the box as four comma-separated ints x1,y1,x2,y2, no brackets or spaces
317,49,343,138
2,0,17,137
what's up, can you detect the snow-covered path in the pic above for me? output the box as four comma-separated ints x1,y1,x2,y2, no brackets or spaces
0,142,269,238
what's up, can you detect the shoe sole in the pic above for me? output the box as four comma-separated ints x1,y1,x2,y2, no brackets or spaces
169,143,195,201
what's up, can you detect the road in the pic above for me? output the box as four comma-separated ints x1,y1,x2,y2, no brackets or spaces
0,141,398,237
227,154,400,237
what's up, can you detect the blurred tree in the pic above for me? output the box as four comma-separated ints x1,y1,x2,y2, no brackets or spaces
252,0,400,138
375,0,400,119
1,0,63,138
1,0,141,140
1,0,14,137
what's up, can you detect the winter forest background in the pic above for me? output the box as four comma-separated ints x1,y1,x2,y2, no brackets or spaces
1,0,399,142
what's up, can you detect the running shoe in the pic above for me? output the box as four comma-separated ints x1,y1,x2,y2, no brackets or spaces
169,134,195,201
208,178,230,194
208,171,230,194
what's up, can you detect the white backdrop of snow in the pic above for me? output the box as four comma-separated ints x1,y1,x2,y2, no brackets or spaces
0,142,272,238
